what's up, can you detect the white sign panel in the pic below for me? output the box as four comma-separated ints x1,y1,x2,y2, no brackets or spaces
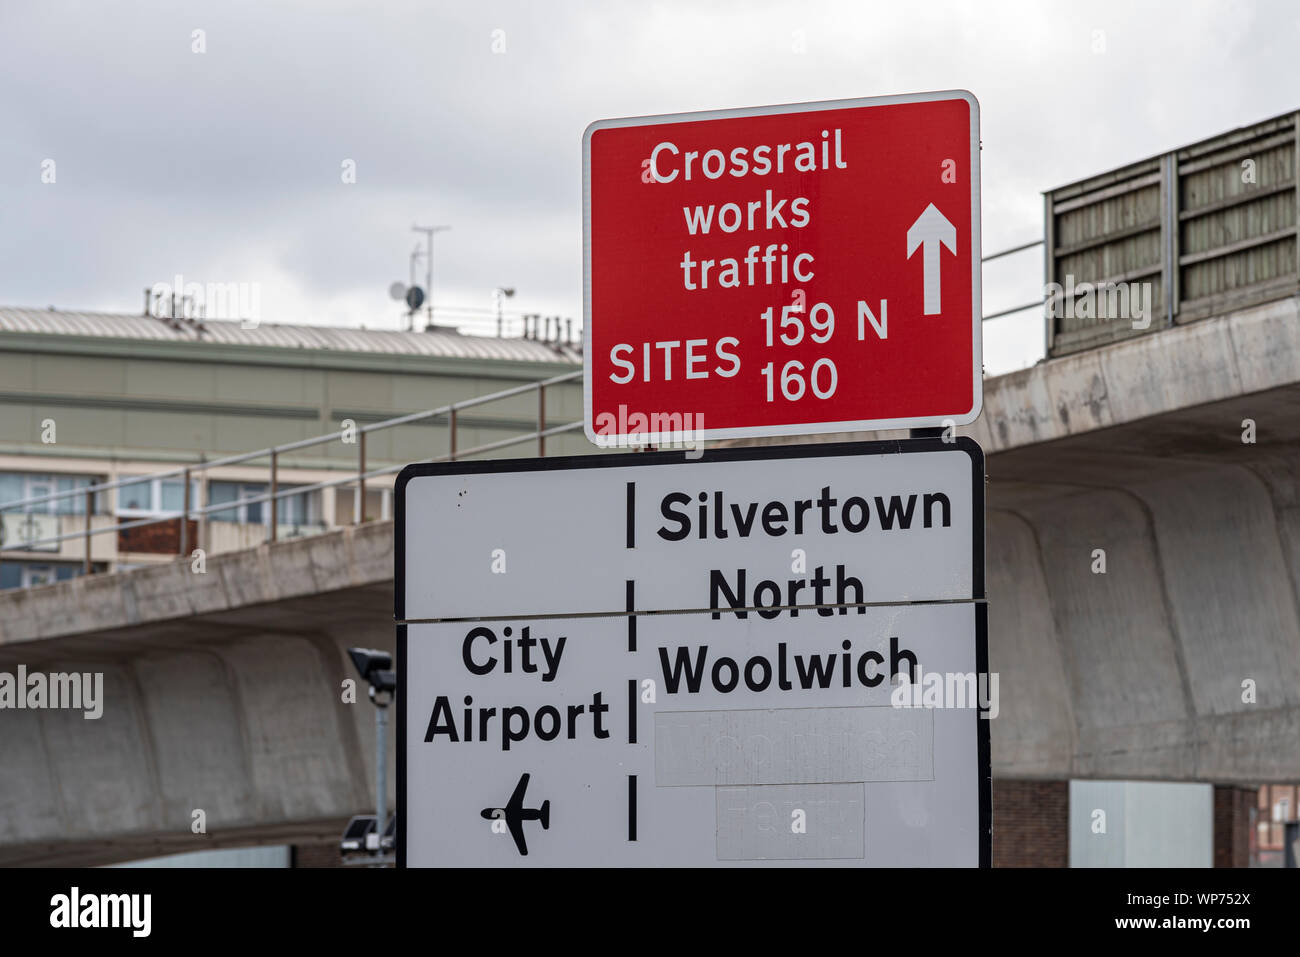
403,604,987,866
398,440,982,620
397,439,989,867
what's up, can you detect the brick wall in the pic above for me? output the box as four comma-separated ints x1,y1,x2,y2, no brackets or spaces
118,517,198,555
1213,785,1256,868
292,842,344,868
993,779,1069,867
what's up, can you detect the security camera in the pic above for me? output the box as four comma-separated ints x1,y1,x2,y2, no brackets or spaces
348,647,396,703
347,647,390,681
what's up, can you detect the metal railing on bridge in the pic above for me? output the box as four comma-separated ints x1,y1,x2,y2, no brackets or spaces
0,370,583,574
1045,109,1300,357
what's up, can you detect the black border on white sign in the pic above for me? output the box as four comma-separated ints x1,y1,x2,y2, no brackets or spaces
395,437,988,868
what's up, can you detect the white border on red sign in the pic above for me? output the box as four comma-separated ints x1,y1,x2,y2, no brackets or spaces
581,90,983,445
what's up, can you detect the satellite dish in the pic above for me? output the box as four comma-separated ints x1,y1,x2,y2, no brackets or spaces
389,281,408,301
405,285,425,311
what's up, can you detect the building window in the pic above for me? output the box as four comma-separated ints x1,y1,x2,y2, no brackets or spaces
23,564,56,588
0,472,102,515
208,481,319,530
116,477,201,517
280,489,317,528
0,561,84,590
209,481,265,524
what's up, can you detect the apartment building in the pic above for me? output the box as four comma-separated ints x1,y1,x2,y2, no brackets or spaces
0,306,582,588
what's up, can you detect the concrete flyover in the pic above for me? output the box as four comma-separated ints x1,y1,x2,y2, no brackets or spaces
1,294,1299,864
0,522,396,866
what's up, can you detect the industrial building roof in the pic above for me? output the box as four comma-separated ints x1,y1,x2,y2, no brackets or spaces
0,306,581,364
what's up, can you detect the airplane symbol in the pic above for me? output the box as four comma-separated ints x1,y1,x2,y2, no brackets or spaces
481,772,550,856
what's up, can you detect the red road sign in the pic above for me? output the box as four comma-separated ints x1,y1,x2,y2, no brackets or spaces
583,91,981,444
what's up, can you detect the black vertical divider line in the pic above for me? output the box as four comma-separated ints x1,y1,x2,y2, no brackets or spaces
624,480,638,848
625,481,635,548
625,578,638,839
627,679,637,744
628,775,637,841
625,579,636,651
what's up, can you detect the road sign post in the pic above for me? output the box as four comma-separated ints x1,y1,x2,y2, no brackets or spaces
583,91,982,446
396,439,990,867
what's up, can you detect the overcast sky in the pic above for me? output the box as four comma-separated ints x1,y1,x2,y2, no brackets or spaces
2,0,1297,373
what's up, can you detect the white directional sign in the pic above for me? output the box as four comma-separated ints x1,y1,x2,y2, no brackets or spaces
397,440,989,867
399,441,981,620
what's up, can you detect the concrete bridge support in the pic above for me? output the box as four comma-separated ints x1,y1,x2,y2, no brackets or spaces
0,527,395,866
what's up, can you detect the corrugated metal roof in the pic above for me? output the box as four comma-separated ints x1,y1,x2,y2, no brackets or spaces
0,306,582,364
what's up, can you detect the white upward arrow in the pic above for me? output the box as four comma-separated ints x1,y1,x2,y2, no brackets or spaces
906,203,957,316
